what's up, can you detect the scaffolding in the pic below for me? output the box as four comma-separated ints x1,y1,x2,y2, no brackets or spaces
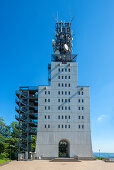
15,86,38,157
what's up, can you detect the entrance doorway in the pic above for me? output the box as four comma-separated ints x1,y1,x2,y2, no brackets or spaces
58,139,69,157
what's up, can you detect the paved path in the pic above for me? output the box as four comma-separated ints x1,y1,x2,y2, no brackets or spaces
0,160,114,170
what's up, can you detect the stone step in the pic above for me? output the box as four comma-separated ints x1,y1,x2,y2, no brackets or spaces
50,158,79,162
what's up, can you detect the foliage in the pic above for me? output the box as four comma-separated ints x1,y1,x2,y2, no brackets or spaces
0,159,9,164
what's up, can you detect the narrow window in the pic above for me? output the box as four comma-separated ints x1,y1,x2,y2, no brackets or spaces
68,91,70,95
58,125,60,128
58,76,60,79
58,83,60,87
65,99,67,102
45,115,46,119
65,91,67,95
48,99,50,102
62,115,63,119
62,76,64,79
62,125,63,128
68,99,70,102
58,106,60,110
48,91,50,95
48,115,50,119
78,99,80,103
78,91,80,95
68,69,70,72
69,115,70,119
68,83,70,87
58,68,60,72
65,76,67,79
65,125,67,128
65,116,67,119
65,106,67,110
78,107,80,110
82,99,84,103
48,124,50,128
82,125,84,129
62,99,64,102
78,116,80,119
68,76,70,79
68,106,71,110
62,91,63,95
62,68,64,72
45,106,46,110
82,107,84,110
45,99,47,102
45,91,47,95
58,115,60,119
82,91,83,95
58,99,60,102
78,125,80,129
62,83,64,87
82,116,84,119
62,106,64,110
65,68,67,72
58,91,60,95
68,125,70,128
65,83,67,87
48,106,50,110
45,125,46,128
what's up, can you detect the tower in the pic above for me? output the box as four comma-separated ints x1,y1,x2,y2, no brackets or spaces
35,20,93,159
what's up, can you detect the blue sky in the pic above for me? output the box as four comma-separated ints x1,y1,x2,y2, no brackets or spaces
0,0,114,152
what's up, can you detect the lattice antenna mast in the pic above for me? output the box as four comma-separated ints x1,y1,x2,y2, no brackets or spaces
52,20,77,62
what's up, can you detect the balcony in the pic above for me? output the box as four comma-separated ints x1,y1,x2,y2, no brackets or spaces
29,112,38,119
29,120,37,127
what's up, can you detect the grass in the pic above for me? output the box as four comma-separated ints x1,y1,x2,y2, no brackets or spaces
0,159,9,164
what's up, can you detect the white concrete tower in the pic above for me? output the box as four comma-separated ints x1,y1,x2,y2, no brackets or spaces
35,20,93,159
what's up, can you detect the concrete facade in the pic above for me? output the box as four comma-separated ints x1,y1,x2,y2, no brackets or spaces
35,61,93,159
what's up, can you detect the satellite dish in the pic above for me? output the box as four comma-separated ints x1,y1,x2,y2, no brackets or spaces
64,44,69,51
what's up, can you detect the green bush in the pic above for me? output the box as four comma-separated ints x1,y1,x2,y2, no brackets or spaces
0,153,9,159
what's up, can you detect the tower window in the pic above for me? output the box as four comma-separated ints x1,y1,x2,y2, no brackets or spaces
62,68,64,72
62,76,64,79
48,106,50,110
69,116,70,119
68,83,70,87
48,91,50,95
58,106,60,110
58,83,60,87
78,125,80,129
68,125,70,128
65,106,67,110
65,76,67,79
58,125,60,128
82,125,84,129
48,99,50,102
58,115,60,119
68,91,70,95
45,91,46,95
65,83,67,87
45,115,46,119
62,125,63,128
65,68,67,72
45,99,47,102
82,116,84,119
62,91,63,95
68,76,70,79
48,125,50,128
62,115,63,119
58,68,60,72
58,91,60,95
45,106,46,110
65,99,67,102
58,99,60,102
65,116,67,119
68,69,70,72
65,91,67,95
68,99,70,102
62,99,64,102
82,107,84,110
62,83,64,87
68,106,71,110
45,125,46,128
65,125,67,128
78,116,80,119
58,76,60,79
78,91,80,95
48,115,50,119
62,106,64,110
78,107,80,110
78,99,80,103
82,99,84,103
82,91,84,95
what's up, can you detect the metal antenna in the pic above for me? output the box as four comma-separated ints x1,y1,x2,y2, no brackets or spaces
57,10,58,23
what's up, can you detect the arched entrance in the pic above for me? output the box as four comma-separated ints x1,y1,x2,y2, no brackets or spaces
58,139,69,157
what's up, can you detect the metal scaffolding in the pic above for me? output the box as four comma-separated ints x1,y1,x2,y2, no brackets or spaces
15,86,38,157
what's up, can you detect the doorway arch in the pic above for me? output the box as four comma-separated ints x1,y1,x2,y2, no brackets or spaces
58,139,70,157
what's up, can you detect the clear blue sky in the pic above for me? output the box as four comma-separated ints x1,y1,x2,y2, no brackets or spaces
0,0,114,153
